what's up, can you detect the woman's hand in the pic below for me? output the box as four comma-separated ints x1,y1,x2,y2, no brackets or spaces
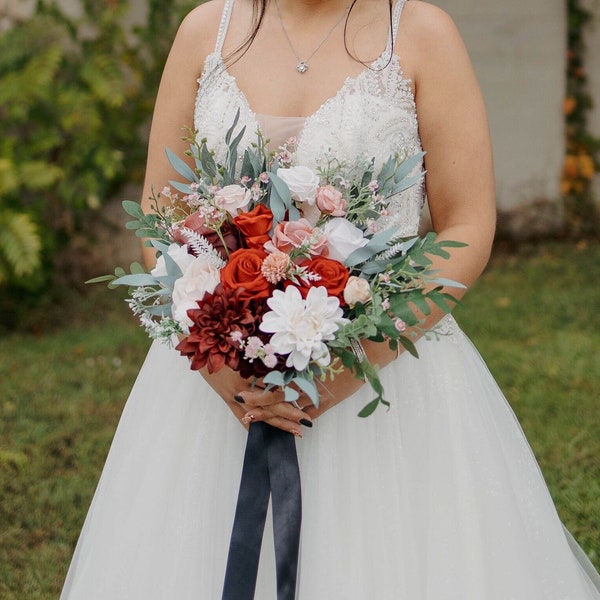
233,338,399,428
199,365,308,437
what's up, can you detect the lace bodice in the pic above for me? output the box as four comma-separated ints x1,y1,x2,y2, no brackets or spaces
193,0,425,236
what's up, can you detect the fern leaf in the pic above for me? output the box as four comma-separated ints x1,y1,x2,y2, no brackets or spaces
80,54,127,108
0,211,42,278
18,161,64,190
0,158,19,195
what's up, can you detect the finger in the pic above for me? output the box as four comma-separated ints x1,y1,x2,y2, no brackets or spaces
267,401,313,427
241,405,312,431
234,388,284,408
240,411,301,436
224,399,250,430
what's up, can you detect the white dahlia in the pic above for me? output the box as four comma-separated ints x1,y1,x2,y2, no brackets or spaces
259,286,349,371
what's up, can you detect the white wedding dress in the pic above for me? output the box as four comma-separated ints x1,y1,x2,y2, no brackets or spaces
61,1,600,598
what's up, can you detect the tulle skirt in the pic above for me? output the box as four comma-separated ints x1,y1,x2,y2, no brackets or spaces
61,316,600,599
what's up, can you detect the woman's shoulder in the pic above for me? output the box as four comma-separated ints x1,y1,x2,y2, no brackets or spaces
174,0,229,59
401,1,464,45
398,1,472,83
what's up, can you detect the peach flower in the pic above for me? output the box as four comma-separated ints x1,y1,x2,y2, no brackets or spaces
315,185,347,216
264,218,328,258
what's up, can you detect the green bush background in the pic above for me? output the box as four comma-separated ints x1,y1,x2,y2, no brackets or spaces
0,0,195,321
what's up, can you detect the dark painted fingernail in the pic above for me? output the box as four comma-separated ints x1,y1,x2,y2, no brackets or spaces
299,418,313,428
234,395,245,403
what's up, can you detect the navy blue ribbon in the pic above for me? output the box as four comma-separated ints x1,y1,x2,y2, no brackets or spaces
222,422,302,600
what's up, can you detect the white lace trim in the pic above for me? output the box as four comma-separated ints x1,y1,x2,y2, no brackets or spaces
193,0,424,238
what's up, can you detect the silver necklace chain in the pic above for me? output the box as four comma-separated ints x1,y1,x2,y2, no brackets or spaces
274,0,352,74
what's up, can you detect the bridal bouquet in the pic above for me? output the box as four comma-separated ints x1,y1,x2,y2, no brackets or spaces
91,112,464,416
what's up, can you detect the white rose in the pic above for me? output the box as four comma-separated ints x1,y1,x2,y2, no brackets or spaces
151,243,195,278
277,166,320,205
214,184,251,216
321,218,369,264
171,256,221,332
343,276,372,306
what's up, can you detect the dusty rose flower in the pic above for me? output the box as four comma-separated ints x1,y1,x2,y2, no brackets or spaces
263,353,278,368
315,185,347,216
172,213,240,260
343,276,372,307
261,251,292,284
265,219,328,258
394,318,407,333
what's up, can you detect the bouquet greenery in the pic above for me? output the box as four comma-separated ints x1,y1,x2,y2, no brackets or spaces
91,112,464,416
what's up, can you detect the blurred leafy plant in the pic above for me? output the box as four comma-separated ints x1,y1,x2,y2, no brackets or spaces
0,0,195,306
562,0,600,236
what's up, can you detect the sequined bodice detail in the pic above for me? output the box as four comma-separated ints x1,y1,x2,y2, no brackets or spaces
193,0,424,236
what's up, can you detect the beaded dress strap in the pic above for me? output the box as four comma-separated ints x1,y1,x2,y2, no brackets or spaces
215,0,235,56
380,0,407,64
392,0,407,41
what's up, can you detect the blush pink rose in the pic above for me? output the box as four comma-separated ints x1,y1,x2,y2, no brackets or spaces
214,184,251,215
315,185,347,217
264,218,328,258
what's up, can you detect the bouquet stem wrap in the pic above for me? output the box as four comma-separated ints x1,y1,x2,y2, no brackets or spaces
222,422,301,600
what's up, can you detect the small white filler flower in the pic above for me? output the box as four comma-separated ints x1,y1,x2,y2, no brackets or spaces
259,286,349,371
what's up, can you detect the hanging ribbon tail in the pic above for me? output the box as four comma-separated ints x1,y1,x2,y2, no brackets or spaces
267,425,302,600
222,422,302,600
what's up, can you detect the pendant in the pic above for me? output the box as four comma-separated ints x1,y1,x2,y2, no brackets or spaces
296,61,308,74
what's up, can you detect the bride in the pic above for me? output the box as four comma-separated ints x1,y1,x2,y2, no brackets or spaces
61,0,600,598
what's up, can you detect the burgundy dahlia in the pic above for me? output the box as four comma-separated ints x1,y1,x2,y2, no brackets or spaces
176,284,257,374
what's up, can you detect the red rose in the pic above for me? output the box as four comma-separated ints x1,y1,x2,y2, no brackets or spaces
220,248,273,301
233,204,274,249
292,256,350,302
172,212,240,260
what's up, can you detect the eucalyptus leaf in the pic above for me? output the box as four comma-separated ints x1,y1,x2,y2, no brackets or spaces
432,277,467,289
85,274,116,284
358,398,380,418
284,386,300,402
224,108,240,145
410,292,431,315
398,335,419,358
122,200,145,219
263,371,286,387
228,126,247,177
391,172,426,195
161,250,183,279
130,262,146,274
168,180,194,194
392,151,425,183
166,147,198,182
200,145,217,180
291,376,319,406
112,273,160,287
145,304,172,317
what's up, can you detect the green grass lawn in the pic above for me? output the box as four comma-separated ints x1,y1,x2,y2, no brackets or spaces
1,241,599,598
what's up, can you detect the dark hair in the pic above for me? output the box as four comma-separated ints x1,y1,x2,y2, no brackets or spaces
223,0,394,70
